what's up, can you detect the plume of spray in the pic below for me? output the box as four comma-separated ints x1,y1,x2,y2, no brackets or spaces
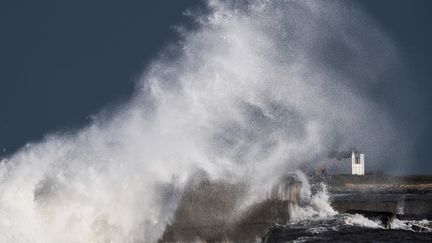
290,171,337,222
0,0,401,242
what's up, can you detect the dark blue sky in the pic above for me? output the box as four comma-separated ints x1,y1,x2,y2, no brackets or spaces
361,0,432,173
0,0,431,173
0,0,204,153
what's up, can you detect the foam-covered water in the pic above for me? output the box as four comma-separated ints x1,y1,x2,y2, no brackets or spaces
264,215,432,242
0,0,409,242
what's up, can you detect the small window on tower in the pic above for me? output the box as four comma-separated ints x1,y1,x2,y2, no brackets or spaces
355,157,360,164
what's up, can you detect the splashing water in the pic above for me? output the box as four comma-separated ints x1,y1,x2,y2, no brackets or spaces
289,172,337,222
343,214,383,229
0,0,401,242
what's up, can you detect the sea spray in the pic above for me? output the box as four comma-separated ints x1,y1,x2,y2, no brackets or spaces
289,171,337,222
0,0,401,242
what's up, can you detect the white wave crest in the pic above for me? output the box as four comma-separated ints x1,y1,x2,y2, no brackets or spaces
343,214,383,229
289,172,337,222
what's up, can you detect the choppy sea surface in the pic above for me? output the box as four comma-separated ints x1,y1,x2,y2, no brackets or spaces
263,214,432,242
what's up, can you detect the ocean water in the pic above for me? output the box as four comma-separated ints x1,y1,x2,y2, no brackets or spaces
264,214,432,242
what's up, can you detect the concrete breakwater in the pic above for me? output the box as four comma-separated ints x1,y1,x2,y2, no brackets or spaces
331,193,432,220
159,173,432,241
159,175,302,242
327,175,432,223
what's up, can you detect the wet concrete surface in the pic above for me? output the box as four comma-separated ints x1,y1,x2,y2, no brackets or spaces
331,192,432,220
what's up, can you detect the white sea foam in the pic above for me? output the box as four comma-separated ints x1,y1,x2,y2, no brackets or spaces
0,0,400,242
289,173,337,222
306,226,328,235
391,218,432,232
343,214,383,229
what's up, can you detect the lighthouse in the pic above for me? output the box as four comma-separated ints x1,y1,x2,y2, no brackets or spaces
351,151,365,175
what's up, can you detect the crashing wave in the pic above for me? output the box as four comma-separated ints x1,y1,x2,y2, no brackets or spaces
0,0,400,242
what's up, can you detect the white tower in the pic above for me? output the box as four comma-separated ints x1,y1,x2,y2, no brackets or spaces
351,151,365,175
